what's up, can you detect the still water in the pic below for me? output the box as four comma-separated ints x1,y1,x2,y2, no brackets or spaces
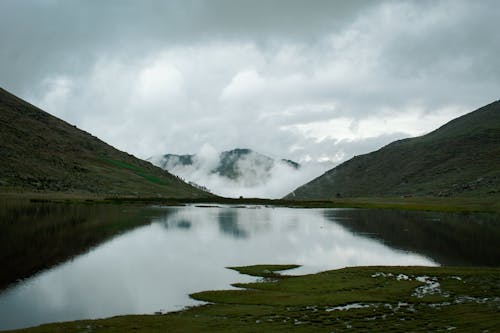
0,203,499,330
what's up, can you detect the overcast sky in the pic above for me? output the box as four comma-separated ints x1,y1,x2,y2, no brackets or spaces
1,0,499,165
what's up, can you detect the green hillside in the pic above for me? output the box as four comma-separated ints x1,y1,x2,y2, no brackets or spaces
285,101,500,200
0,87,211,198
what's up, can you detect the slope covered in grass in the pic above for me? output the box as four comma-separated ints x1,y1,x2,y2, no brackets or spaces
0,87,211,198
286,100,500,199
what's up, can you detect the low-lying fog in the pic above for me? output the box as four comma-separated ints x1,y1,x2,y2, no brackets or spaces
149,144,330,198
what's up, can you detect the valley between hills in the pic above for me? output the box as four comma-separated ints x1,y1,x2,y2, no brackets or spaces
1,86,500,333
1,86,499,212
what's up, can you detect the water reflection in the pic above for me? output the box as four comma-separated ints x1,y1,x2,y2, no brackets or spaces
0,200,167,290
326,209,500,266
218,209,248,238
0,204,498,330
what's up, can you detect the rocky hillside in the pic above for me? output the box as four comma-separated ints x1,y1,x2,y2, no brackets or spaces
285,100,500,199
0,87,211,198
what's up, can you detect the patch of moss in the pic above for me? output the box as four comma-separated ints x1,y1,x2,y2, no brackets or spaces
228,264,300,277
100,157,141,172
101,157,167,186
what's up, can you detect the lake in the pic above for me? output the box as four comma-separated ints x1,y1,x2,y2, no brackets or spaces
0,202,499,330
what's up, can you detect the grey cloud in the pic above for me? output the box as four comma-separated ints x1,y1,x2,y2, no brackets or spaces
0,0,374,95
1,0,499,198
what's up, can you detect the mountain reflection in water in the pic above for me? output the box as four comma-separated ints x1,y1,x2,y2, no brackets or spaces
0,203,498,330
326,209,500,266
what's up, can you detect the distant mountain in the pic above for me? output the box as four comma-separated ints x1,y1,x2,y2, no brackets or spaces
281,159,300,169
0,87,211,198
285,100,500,199
149,148,301,187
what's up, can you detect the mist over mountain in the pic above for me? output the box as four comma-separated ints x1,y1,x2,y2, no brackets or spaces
148,146,327,198
285,100,500,200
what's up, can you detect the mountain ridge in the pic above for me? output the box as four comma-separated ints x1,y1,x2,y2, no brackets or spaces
285,100,500,200
0,87,211,198
149,148,300,183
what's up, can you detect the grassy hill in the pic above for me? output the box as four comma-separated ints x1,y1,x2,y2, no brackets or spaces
285,100,500,200
0,87,211,198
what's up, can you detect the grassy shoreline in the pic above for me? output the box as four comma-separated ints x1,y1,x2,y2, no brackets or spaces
5,264,500,332
2,190,498,213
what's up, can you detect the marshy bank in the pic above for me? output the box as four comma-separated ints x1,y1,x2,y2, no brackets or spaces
5,265,500,332
1,203,499,331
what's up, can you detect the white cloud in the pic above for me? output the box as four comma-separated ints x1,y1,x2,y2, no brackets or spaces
38,76,73,119
136,62,186,106
281,105,470,143
221,69,264,101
